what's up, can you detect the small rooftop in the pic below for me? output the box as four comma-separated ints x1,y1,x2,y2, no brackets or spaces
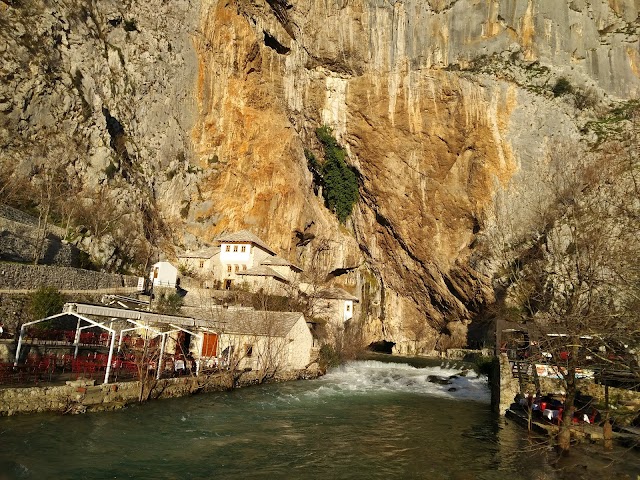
216,230,276,255
237,265,289,282
315,287,359,302
214,310,304,337
260,255,303,272
177,246,220,259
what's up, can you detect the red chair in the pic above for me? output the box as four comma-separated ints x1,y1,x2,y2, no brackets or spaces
0,363,16,385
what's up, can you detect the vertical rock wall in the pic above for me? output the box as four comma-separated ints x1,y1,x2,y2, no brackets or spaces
2,0,639,350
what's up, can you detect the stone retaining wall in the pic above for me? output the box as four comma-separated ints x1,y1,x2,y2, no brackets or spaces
493,353,521,415
0,368,322,416
0,263,139,290
0,204,66,237
0,216,80,265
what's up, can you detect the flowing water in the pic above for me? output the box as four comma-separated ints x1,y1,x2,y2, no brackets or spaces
0,360,579,479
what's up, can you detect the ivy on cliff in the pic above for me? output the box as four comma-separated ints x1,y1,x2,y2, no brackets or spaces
308,126,359,224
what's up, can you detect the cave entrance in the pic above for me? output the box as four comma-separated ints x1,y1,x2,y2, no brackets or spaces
367,340,395,354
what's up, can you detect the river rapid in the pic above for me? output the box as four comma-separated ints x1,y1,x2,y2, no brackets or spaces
0,359,623,479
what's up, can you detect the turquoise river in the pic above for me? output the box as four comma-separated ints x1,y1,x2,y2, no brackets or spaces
1,359,638,479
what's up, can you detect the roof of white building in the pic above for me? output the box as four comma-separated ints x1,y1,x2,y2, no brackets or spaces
152,261,177,270
315,287,359,302
217,310,304,337
260,255,303,272
237,265,289,282
216,230,276,255
177,247,220,259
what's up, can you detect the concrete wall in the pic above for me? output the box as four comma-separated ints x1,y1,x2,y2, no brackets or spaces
0,263,139,290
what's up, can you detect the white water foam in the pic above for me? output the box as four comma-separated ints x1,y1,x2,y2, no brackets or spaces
306,360,490,403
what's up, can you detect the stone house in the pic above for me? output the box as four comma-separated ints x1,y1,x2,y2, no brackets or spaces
176,247,220,276
236,255,303,295
179,230,302,292
215,230,277,288
213,310,313,371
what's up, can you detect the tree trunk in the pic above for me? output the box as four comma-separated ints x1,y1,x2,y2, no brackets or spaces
558,346,578,453
603,418,613,450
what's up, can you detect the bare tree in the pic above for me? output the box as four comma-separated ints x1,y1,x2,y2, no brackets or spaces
493,136,640,452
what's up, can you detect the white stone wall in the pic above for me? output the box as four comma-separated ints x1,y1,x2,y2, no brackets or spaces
286,317,314,370
218,243,272,283
343,300,354,321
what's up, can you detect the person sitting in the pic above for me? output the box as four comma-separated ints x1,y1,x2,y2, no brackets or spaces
186,353,196,374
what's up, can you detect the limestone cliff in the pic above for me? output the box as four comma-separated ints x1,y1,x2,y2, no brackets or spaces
1,0,639,352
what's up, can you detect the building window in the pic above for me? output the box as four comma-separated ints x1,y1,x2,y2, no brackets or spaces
199,260,204,268
242,265,247,270
241,245,246,252
235,265,240,272
225,245,230,252
245,344,253,357
227,265,232,273
346,304,351,311
233,245,238,252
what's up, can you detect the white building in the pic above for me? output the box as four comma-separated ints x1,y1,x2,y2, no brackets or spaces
176,230,303,292
311,287,359,323
214,310,313,371
214,230,301,291
150,261,178,288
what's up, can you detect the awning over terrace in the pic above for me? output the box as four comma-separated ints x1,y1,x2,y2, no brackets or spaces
14,303,218,384
15,311,117,385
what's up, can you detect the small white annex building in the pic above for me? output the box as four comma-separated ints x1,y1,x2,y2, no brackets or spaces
150,261,178,288
311,287,359,323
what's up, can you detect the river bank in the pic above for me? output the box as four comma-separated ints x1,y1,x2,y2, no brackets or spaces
0,367,322,416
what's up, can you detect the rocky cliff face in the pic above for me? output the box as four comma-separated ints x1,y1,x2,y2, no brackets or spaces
1,0,639,351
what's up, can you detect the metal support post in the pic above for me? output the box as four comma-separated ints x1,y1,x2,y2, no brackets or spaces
104,331,116,384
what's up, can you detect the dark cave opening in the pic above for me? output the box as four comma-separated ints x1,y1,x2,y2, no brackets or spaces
367,340,395,354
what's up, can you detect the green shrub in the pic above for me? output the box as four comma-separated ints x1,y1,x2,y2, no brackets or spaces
154,292,183,315
574,87,599,110
473,356,495,380
552,77,573,97
318,344,341,370
315,126,359,223
29,286,66,320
